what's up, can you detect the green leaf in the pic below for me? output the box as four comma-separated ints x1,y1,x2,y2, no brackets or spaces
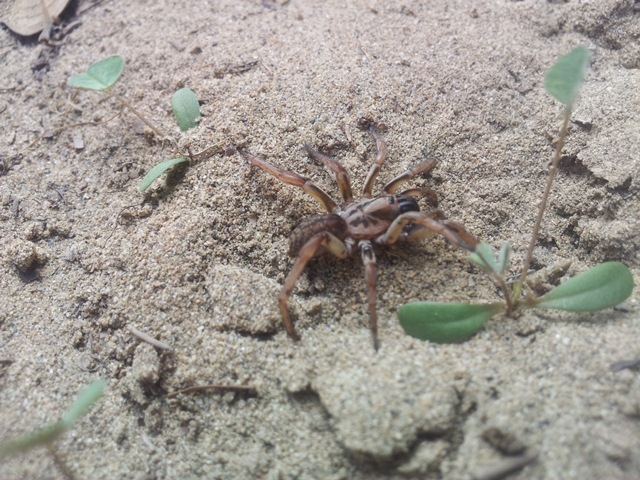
544,46,590,105
469,242,498,273
139,157,189,192
67,55,125,91
171,88,201,131
496,242,512,275
536,262,633,312
398,302,503,343
61,379,105,427
0,379,105,459
498,242,513,275
0,422,65,459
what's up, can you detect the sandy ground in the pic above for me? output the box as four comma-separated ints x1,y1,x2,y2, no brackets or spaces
1,0,639,479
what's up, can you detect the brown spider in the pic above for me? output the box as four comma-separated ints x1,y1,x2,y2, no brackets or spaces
238,120,478,349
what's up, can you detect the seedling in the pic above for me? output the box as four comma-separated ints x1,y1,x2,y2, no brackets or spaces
138,157,190,192
0,379,104,476
67,55,201,192
398,46,634,343
172,87,201,131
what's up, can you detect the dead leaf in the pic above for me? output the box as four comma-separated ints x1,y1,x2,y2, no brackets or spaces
2,0,71,36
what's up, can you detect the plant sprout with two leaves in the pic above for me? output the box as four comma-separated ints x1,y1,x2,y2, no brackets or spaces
398,46,634,343
67,55,201,192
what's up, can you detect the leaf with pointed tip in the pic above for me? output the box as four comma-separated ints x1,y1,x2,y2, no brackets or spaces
497,242,512,275
139,158,189,192
544,46,590,105
469,242,498,273
398,301,503,343
536,262,633,312
67,55,125,91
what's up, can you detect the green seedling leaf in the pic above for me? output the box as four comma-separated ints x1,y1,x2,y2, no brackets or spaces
139,157,189,192
61,379,106,426
469,242,498,273
0,379,105,459
67,55,125,91
171,88,201,131
398,302,503,343
496,242,512,275
0,422,65,459
544,46,590,105
536,262,633,312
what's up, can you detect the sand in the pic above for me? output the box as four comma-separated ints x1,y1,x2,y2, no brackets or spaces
1,0,639,478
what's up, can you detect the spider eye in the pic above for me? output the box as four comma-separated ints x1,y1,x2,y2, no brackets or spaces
398,196,419,213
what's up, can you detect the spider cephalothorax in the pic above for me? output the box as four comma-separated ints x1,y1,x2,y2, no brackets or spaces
239,120,478,349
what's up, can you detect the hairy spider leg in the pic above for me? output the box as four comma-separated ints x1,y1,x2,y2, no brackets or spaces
383,158,438,194
303,143,354,203
359,241,379,350
401,210,446,243
279,232,349,341
239,149,338,213
377,211,478,251
362,125,388,198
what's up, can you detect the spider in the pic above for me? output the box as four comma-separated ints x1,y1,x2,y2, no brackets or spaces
238,119,478,350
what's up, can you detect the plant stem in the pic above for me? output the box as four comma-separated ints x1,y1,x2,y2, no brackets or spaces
106,90,168,140
518,105,571,287
492,271,514,313
473,248,514,313
47,444,77,480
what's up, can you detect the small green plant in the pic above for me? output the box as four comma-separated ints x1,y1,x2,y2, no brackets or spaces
67,55,201,192
172,88,201,131
0,380,105,466
399,46,634,343
138,157,190,192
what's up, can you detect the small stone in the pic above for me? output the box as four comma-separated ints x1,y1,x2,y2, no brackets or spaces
398,440,449,475
131,343,160,386
481,427,527,455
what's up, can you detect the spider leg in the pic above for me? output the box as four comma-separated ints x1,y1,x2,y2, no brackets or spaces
280,232,349,341
397,187,439,208
382,158,437,194
362,125,388,198
402,210,446,242
360,241,379,351
303,143,354,203
239,149,337,213
377,211,478,251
